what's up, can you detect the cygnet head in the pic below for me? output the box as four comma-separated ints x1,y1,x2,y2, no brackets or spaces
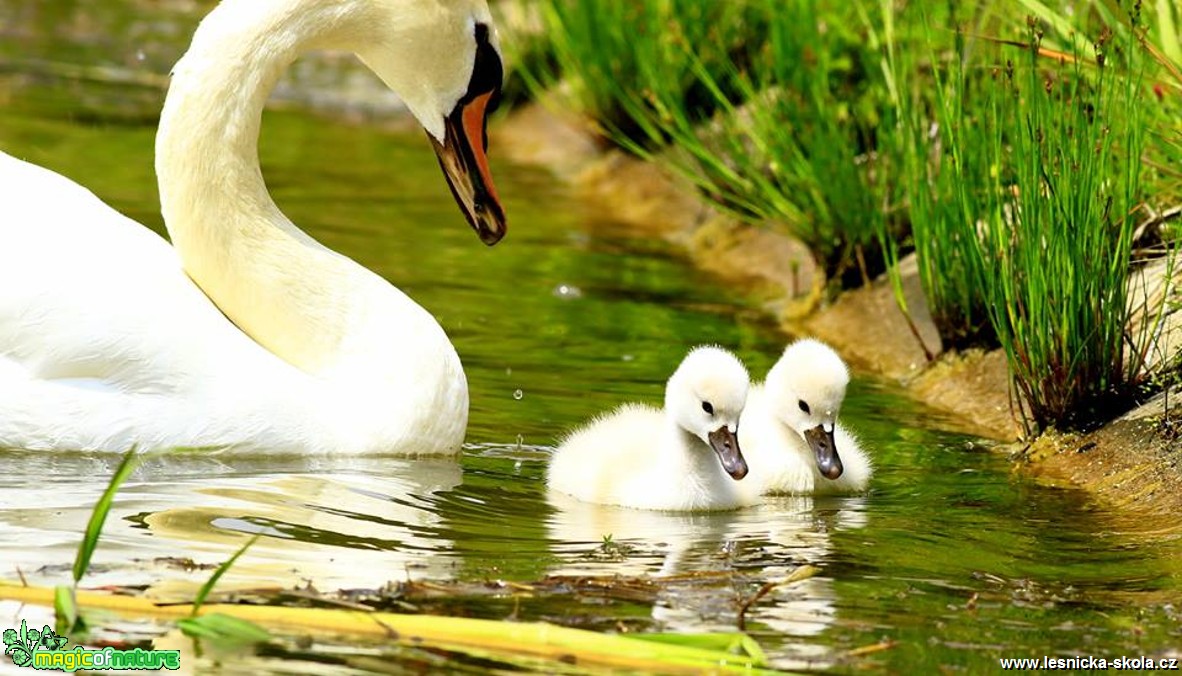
664,346,750,480
764,339,849,480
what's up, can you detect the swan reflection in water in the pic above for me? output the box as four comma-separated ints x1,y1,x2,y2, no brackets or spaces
0,454,463,596
141,456,465,595
545,491,869,669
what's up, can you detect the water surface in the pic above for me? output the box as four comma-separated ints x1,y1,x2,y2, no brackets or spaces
1,3,1181,673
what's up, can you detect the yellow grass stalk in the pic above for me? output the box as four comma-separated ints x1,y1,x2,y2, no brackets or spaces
0,581,774,674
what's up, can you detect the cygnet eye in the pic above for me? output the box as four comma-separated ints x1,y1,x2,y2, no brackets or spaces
701,401,714,415
798,399,810,414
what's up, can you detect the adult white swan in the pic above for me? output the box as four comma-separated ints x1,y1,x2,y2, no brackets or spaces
0,0,508,454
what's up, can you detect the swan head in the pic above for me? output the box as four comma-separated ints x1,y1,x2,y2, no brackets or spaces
765,339,849,480
665,346,750,480
353,0,507,244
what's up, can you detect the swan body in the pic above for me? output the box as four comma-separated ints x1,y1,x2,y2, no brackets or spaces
0,0,508,454
739,339,872,498
547,346,753,512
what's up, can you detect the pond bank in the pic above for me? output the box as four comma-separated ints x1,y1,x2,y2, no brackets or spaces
493,101,1182,518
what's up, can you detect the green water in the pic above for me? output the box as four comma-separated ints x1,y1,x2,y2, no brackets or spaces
2,2,1181,673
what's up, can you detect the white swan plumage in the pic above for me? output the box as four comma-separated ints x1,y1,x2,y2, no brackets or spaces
0,0,508,454
547,346,755,511
739,339,872,498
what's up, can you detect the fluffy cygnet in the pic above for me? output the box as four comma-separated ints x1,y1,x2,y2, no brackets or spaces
739,339,872,498
547,346,755,511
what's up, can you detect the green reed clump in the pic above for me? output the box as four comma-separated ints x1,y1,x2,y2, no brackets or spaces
707,0,893,284
523,0,766,147
889,24,998,347
495,8,558,112
992,24,1150,430
516,0,924,285
515,0,1176,429
1013,0,1181,237
905,14,1158,432
614,0,900,285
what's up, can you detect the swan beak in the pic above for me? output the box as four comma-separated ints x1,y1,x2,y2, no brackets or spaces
804,425,844,480
432,90,507,246
708,426,748,480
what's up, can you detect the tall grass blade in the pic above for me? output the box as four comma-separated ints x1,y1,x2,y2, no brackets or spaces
630,631,768,663
190,535,260,614
1156,0,1182,66
179,535,270,645
53,585,81,636
177,613,271,646
73,447,139,583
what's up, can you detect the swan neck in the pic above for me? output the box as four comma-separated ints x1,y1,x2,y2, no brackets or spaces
159,3,325,224
151,1,469,455
155,2,369,375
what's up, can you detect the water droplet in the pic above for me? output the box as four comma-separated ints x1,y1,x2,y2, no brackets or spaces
513,389,523,400
552,283,583,299
621,354,634,362
513,460,523,473
135,49,146,62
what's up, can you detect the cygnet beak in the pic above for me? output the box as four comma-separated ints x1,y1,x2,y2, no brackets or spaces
707,426,748,480
804,425,844,480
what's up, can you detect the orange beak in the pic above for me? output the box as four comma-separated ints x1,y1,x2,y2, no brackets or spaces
431,90,506,245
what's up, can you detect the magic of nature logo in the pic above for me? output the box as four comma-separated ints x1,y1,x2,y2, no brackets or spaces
3,620,180,671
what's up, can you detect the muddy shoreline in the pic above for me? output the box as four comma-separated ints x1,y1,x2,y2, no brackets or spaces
494,102,1182,517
